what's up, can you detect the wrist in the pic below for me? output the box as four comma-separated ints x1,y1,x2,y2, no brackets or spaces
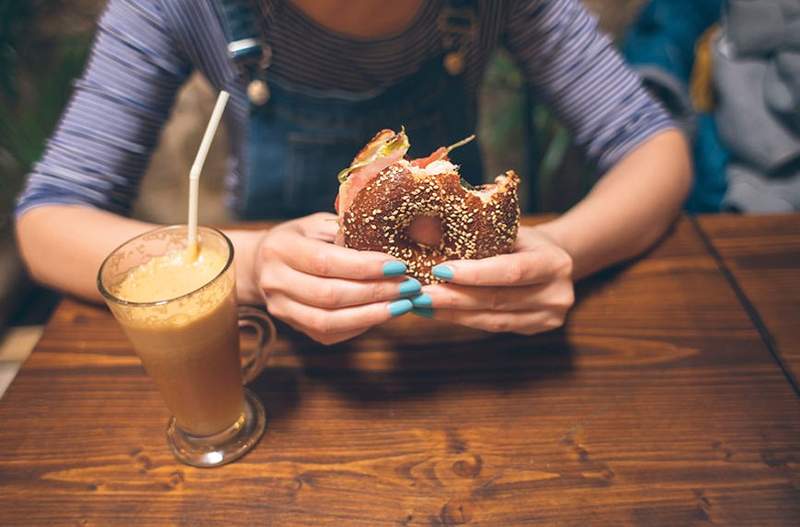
527,220,581,279
225,229,268,305
529,220,570,254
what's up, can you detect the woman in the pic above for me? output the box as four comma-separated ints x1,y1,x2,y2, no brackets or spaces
15,0,691,344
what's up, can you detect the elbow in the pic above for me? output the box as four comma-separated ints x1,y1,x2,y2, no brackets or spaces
632,129,694,256
13,205,74,290
652,128,693,227
653,133,693,247
670,131,693,239
673,130,694,206
14,211,47,287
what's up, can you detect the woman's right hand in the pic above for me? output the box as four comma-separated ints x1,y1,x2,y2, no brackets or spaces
253,213,418,345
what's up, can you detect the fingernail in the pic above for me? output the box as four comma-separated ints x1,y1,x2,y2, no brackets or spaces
398,278,421,297
431,264,454,281
413,308,434,319
389,299,413,317
411,293,432,308
383,260,407,277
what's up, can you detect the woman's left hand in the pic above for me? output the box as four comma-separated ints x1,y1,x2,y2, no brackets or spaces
413,226,575,335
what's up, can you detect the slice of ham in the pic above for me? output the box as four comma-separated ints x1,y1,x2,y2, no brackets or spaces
410,147,448,169
334,131,473,246
409,134,474,170
336,131,410,219
336,146,407,217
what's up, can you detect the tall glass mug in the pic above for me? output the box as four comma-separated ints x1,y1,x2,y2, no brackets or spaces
98,225,275,468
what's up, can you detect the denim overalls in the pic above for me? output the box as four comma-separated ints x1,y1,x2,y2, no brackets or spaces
216,0,484,220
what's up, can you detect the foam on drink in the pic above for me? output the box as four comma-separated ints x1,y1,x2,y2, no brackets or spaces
113,245,227,303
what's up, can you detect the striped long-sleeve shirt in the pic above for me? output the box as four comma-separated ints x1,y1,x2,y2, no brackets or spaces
16,0,674,217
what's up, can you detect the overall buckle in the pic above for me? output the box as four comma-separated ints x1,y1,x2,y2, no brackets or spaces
437,6,478,75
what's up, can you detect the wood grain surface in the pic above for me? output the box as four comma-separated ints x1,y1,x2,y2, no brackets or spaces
1,217,799,526
697,214,800,392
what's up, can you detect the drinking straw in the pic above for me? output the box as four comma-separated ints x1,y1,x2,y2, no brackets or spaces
187,90,230,260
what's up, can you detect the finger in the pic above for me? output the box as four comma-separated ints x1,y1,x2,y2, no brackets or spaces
265,294,413,336
300,212,339,242
262,264,421,309
426,309,565,335
430,249,571,286
305,328,370,346
415,281,573,311
269,305,369,345
266,230,407,279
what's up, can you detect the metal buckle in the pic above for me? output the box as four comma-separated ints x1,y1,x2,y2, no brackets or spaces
437,6,476,75
247,78,270,106
437,6,478,38
229,40,271,68
237,44,271,106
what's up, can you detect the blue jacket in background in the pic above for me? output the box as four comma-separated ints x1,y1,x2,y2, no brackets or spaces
625,0,800,213
623,0,726,213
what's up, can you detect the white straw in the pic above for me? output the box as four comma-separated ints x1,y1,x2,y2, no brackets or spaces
187,90,230,258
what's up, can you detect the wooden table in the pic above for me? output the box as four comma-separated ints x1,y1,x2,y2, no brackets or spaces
1,216,799,526
698,214,800,391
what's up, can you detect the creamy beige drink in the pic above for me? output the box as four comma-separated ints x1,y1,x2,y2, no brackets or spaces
99,89,270,466
100,225,273,467
109,243,244,437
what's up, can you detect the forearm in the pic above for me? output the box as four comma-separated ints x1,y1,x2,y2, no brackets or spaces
16,206,152,302
536,129,691,279
15,205,266,304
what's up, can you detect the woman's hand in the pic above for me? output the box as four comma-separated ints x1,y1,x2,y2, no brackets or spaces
251,213,418,345
412,226,575,335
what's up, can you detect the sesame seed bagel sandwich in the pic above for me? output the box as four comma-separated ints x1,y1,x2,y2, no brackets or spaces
334,128,520,284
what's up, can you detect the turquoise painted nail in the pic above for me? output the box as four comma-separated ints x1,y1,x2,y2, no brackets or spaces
413,308,435,319
431,264,454,281
389,299,413,317
398,278,421,297
383,260,407,277
411,293,432,308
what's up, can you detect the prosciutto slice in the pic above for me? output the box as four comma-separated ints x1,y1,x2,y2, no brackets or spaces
335,131,476,219
335,129,410,219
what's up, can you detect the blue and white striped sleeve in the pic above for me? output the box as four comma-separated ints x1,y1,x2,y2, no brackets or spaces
505,0,676,172
15,0,191,217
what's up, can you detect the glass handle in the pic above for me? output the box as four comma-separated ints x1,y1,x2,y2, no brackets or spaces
237,306,277,384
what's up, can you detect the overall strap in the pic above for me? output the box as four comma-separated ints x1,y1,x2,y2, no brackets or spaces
213,0,272,104
439,0,479,75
